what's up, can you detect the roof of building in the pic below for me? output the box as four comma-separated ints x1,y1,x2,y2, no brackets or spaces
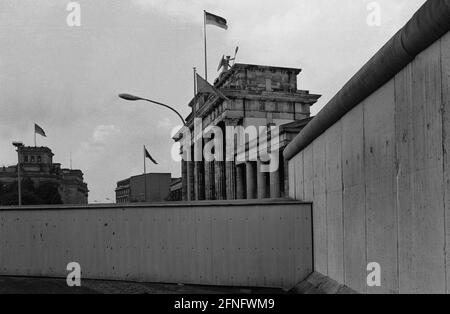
231,63,302,73
18,146,54,155
213,63,301,89
116,173,172,187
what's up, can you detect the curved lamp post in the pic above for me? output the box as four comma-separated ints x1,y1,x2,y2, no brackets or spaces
119,94,186,126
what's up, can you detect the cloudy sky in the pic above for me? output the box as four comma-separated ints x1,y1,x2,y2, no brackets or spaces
0,0,426,203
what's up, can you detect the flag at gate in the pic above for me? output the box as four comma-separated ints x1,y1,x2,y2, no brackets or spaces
196,73,229,100
205,11,228,30
144,146,158,165
35,123,47,137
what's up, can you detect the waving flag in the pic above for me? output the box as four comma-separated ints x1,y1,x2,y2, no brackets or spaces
205,11,228,30
203,11,228,82
144,146,158,165
35,123,46,137
196,73,229,100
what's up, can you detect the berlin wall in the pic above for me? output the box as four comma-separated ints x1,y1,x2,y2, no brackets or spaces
0,200,312,290
285,1,450,294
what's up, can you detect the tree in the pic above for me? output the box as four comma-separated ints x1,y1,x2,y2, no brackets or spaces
0,179,63,206
36,182,62,205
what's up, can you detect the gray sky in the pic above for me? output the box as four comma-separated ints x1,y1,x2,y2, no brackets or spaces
0,0,426,203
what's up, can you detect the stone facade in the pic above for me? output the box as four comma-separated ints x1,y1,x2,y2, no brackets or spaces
174,63,321,201
0,146,88,205
115,173,172,204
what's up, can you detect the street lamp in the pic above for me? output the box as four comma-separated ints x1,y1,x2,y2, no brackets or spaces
119,94,187,203
118,94,187,126
12,141,24,206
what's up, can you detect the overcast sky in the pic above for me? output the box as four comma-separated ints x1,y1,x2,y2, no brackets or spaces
0,0,426,203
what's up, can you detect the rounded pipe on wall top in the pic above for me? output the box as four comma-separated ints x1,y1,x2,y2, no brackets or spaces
284,0,450,161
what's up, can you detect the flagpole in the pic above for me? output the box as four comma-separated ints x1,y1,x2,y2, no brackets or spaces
143,146,147,203
34,130,36,147
193,67,197,96
204,10,208,82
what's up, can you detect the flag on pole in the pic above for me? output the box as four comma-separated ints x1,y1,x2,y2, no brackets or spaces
144,146,158,165
203,11,228,82
196,73,229,100
35,124,47,137
205,11,228,30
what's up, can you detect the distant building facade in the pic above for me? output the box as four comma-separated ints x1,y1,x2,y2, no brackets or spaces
115,173,171,204
0,146,88,205
168,178,182,202
174,63,321,201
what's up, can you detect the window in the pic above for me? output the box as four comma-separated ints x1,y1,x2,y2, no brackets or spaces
37,156,42,163
24,156,28,163
31,156,35,163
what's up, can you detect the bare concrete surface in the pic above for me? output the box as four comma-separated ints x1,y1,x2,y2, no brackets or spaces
0,277,288,294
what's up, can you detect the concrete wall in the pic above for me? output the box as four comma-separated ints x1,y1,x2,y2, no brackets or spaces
289,31,450,294
0,200,312,290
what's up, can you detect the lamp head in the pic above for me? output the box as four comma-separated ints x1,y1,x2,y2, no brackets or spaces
119,94,142,101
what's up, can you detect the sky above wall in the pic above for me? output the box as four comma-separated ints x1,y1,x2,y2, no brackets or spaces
0,0,427,203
